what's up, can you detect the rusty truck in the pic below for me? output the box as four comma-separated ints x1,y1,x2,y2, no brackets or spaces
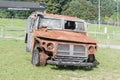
25,12,99,68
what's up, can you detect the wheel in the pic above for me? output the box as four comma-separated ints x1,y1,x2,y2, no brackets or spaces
31,45,40,66
87,54,95,62
31,45,47,66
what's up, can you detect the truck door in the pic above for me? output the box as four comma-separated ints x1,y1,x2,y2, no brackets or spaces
25,17,35,52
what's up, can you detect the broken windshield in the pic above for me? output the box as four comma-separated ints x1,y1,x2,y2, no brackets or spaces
64,20,86,32
76,22,85,32
39,18,62,29
39,18,86,32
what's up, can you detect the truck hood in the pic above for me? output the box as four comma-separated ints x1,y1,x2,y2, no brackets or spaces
34,29,97,44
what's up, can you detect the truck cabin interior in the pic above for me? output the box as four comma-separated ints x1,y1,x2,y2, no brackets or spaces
65,21,76,30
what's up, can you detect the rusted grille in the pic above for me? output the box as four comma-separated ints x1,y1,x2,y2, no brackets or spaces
73,45,86,57
57,44,70,56
57,44,87,57
55,56,85,62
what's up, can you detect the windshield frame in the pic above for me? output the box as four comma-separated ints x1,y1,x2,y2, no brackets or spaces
39,17,63,30
38,16,87,32
75,21,87,32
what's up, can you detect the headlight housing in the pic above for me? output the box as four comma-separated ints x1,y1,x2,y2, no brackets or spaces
47,43,54,50
88,46,96,54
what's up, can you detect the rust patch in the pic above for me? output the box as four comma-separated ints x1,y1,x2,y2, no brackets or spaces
39,52,48,66
34,28,97,44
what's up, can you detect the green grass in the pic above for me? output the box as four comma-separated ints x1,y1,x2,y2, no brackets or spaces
88,23,120,45
0,18,26,27
0,18,26,37
0,39,120,80
88,23,120,33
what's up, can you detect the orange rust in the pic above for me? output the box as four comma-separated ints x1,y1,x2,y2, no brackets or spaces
39,52,48,66
34,27,97,44
88,45,97,54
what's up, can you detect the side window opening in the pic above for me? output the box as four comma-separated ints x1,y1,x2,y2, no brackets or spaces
64,21,76,30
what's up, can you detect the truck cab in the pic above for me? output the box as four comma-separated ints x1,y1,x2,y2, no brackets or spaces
25,12,99,68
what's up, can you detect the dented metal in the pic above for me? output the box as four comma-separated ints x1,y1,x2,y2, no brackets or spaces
25,12,99,68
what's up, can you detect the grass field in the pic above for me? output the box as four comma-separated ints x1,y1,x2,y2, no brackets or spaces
88,23,120,33
0,18,26,37
0,38,120,80
88,23,120,44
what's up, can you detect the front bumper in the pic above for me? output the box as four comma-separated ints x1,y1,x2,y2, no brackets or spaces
47,60,98,67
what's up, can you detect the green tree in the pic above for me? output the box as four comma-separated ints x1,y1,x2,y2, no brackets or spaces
101,0,116,17
0,0,117,21
88,0,116,20
46,0,61,14
62,0,98,20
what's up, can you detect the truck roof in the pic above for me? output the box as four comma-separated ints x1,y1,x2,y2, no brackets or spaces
41,13,83,21
30,12,84,22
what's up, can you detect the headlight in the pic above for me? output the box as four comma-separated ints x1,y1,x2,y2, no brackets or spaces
47,43,54,50
88,46,95,54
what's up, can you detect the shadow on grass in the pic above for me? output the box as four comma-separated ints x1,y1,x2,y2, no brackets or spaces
50,65,98,71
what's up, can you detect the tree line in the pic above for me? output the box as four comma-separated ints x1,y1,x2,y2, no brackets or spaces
0,0,119,22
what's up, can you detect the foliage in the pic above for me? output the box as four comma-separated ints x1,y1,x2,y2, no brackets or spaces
105,12,120,22
0,9,33,18
46,0,61,14
89,0,117,20
62,0,98,20
100,0,116,20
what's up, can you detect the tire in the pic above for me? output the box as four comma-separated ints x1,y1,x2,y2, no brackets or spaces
31,45,40,66
87,54,95,62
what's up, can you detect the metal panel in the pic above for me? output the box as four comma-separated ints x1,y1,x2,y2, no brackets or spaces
55,56,85,62
57,44,87,57
57,44,70,56
73,45,86,57
57,44,69,51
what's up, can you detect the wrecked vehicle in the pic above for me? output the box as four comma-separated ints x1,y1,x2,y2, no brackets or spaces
25,12,99,68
